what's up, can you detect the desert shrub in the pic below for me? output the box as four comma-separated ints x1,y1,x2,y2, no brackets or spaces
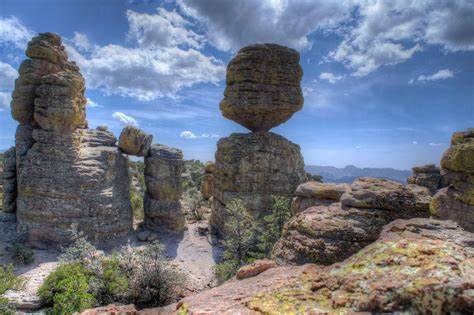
38,263,95,315
0,264,25,314
130,185,144,221
256,196,292,256
88,256,129,305
214,199,258,282
184,186,204,221
117,242,185,308
8,242,34,265
59,225,97,264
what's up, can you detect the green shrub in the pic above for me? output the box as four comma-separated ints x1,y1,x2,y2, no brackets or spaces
130,185,144,221
59,226,97,264
0,264,25,313
8,243,34,265
38,263,94,314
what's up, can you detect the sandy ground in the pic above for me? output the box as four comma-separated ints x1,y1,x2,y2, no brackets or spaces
0,211,221,313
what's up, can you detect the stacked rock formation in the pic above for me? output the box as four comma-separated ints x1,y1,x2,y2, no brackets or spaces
144,144,185,231
118,125,152,156
430,129,474,231
211,44,306,235
2,147,17,213
273,177,431,265
407,164,442,194
290,181,350,214
10,33,132,247
201,162,214,200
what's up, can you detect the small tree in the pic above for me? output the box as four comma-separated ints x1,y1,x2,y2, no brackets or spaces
215,199,257,282
257,196,292,256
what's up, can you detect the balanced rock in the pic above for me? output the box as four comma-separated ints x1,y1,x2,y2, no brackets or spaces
118,125,153,156
210,132,306,235
220,44,303,132
431,129,474,231
273,177,431,265
201,161,214,200
2,147,17,213
144,144,185,231
291,181,350,214
407,164,442,194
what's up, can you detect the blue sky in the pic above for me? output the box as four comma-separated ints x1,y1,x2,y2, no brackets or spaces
0,0,473,169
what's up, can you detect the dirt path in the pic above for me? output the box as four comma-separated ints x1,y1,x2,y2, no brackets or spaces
0,213,221,312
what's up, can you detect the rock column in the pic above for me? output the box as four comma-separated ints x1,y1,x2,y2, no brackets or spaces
201,162,214,200
2,147,17,213
430,129,474,231
144,144,185,231
11,33,132,247
211,44,306,235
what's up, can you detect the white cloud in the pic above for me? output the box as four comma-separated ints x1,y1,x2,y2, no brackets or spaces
177,0,351,51
66,8,225,101
72,32,92,52
86,98,101,108
0,92,12,111
319,72,344,84
0,61,17,90
410,69,454,83
412,141,418,145
429,142,442,146
0,16,33,49
329,0,474,76
180,130,219,139
112,112,138,126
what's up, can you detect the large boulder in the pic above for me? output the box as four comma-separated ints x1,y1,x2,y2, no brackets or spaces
273,177,431,265
220,44,303,132
291,181,350,214
118,125,153,156
211,132,306,235
2,147,17,213
201,161,214,200
341,177,431,213
142,218,472,314
407,164,442,194
144,144,185,231
17,129,132,248
431,129,474,231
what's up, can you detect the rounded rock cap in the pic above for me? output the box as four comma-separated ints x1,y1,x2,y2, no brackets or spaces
220,43,303,132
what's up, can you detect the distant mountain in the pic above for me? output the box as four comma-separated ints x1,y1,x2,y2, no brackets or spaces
305,165,412,184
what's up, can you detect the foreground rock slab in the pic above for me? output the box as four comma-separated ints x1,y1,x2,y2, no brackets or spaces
291,181,350,214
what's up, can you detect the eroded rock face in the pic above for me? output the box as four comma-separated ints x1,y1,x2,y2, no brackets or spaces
201,161,214,200
273,177,431,265
2,147,17,213
210,132,306,235
431,129,474,231
253,219,473,314
291,181,350,214
407,164,442,194
17,129,132,247
220,44,303,132
144,144,185,231
11,33,133,246
118,125,153,156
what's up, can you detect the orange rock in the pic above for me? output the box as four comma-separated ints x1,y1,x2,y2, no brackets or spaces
236,259,277,280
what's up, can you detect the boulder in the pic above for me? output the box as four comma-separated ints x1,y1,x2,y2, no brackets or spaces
431,129,474,231
291,181,350,214
340,177,431,213
2,147,17,213
211,132,306,236
220,44,303,132
274,177,431,265
407,164,442,194
118,125,153,156
144,144,185,231
236,259,277,280
201,161,214,200
16,129,132,248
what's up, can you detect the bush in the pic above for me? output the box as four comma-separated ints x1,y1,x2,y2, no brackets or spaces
0,264,25,313
8,242,34,265
59,225,97,264
130,185,144,221
214,199,258,282
184,187,204,221
38,263,95,315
